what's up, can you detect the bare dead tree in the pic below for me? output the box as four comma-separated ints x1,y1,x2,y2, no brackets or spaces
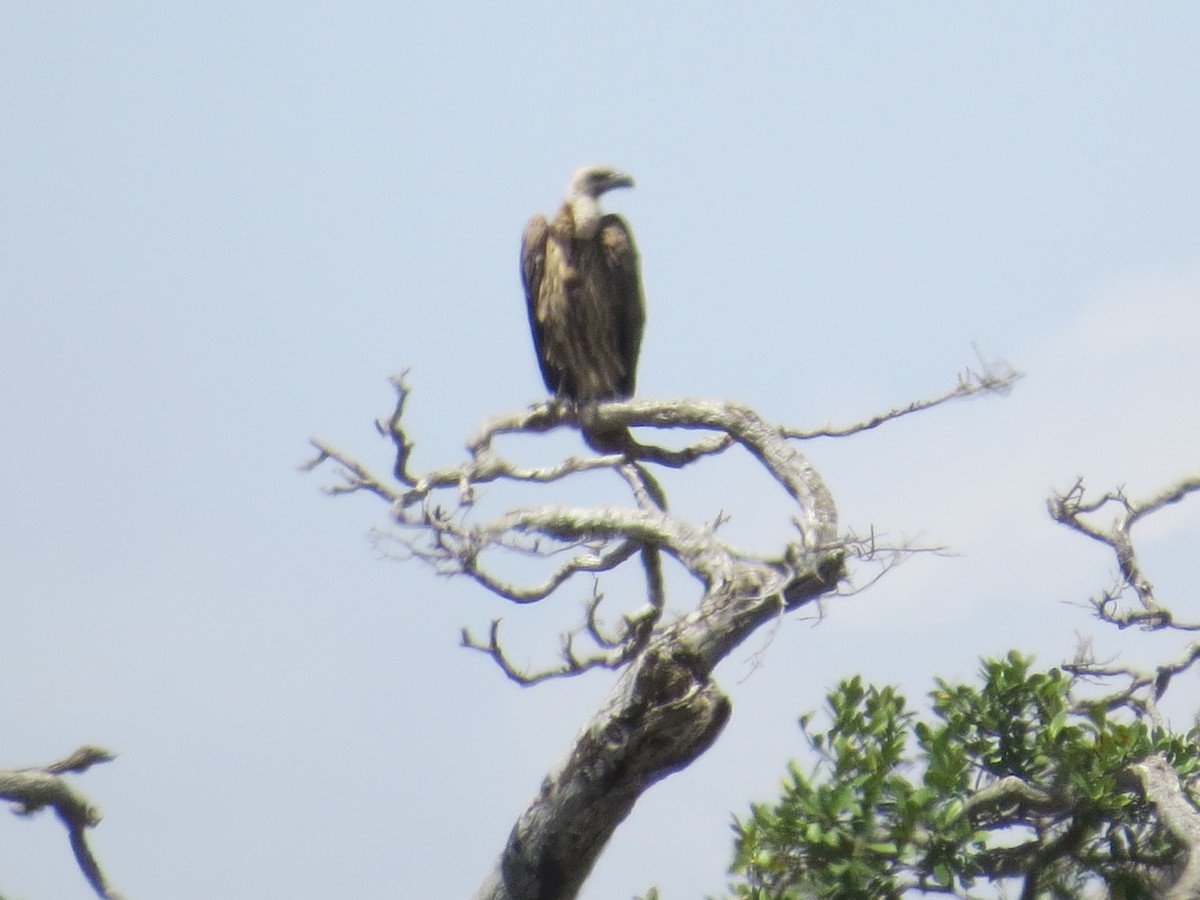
306,358,1018,900
0,745,121,900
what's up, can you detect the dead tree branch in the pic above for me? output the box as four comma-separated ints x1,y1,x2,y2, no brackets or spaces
1050,473,1200,896
783,353,1022,440
1055,475,1200,709
1129,754,1200,900
308,365,1011,900
1049,474,1200,623
0,746,120,900
1051,474,1200,719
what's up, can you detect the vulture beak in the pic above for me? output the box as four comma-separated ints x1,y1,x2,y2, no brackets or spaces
606,172,636,192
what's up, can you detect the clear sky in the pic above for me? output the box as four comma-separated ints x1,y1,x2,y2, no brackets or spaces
2,4,1199,898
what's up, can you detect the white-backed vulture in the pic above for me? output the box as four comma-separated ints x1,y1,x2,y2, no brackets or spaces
521,165,645,405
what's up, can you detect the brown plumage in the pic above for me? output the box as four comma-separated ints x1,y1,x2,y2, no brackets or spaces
521,166,645,406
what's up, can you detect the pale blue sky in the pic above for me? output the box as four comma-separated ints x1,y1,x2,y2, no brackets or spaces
2,5,1199,898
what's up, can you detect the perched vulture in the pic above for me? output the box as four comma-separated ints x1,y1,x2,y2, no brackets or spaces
520,165,645,406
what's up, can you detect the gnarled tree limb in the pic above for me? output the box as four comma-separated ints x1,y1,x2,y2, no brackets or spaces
1049,474,1200,621
1129,753,1200,900
308,366,1011,900
1051,474,1200,896
0,745,120,900
1054,474,1200,724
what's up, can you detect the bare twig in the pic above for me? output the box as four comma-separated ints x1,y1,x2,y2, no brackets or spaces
302,440,402,504
782,355,1022,440
460,619,627,686
377,371,419,486
1065,639,1200,720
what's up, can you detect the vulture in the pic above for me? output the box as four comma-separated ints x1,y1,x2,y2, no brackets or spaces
520,165,645,406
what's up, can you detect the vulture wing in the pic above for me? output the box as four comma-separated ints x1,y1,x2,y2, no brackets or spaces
520,214,562,395
598,214,645,398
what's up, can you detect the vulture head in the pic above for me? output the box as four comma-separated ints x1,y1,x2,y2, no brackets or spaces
568,165,636,200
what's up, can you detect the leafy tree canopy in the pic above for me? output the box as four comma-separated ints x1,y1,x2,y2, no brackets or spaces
723,654,1200,899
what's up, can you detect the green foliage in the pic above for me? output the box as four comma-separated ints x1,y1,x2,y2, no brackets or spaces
723,652,1200,899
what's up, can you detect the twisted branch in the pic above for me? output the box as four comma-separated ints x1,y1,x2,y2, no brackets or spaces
1047,474,1200,895
783,353,1022,440
1129,754,1200,900
0,746,120,899
307,363,1013,900
307,366,1008,682
1049,474,1200,620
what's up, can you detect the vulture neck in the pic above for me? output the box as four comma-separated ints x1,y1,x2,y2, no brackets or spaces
568,194,604,240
